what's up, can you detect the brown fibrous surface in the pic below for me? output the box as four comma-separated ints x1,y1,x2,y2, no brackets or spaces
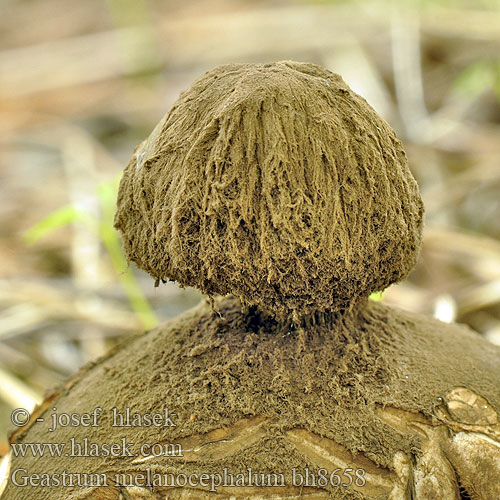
4,297,500,500
114,61,424,319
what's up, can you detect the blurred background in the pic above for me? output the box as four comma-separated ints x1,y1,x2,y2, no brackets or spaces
1,0,500,453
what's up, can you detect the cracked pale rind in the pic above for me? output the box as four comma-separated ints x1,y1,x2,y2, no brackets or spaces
285,428,395,497
66,410,500,500
377,399,500,500
9,401,500,500
444,432,500,500
434,386,500,441
377,407,460,500
132,416,267,464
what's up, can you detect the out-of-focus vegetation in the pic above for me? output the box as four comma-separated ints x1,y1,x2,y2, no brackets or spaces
24,175,158,331
1,0,500,451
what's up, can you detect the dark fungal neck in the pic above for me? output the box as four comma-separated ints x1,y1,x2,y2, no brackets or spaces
219,296,369,336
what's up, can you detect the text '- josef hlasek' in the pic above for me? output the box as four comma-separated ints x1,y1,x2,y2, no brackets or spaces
10,406,177,432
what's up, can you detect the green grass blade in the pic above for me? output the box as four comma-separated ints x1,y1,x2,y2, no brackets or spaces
98,178,159,330
23,205,82,245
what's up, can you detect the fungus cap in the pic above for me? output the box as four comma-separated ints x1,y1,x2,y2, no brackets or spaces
115,61,424,319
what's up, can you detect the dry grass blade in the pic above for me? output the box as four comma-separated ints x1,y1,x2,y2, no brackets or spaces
0,367,41,410
423,228,500,281
0,279,143,335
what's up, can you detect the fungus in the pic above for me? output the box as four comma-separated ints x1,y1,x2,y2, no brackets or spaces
114,61,424,319
3,62,500,500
